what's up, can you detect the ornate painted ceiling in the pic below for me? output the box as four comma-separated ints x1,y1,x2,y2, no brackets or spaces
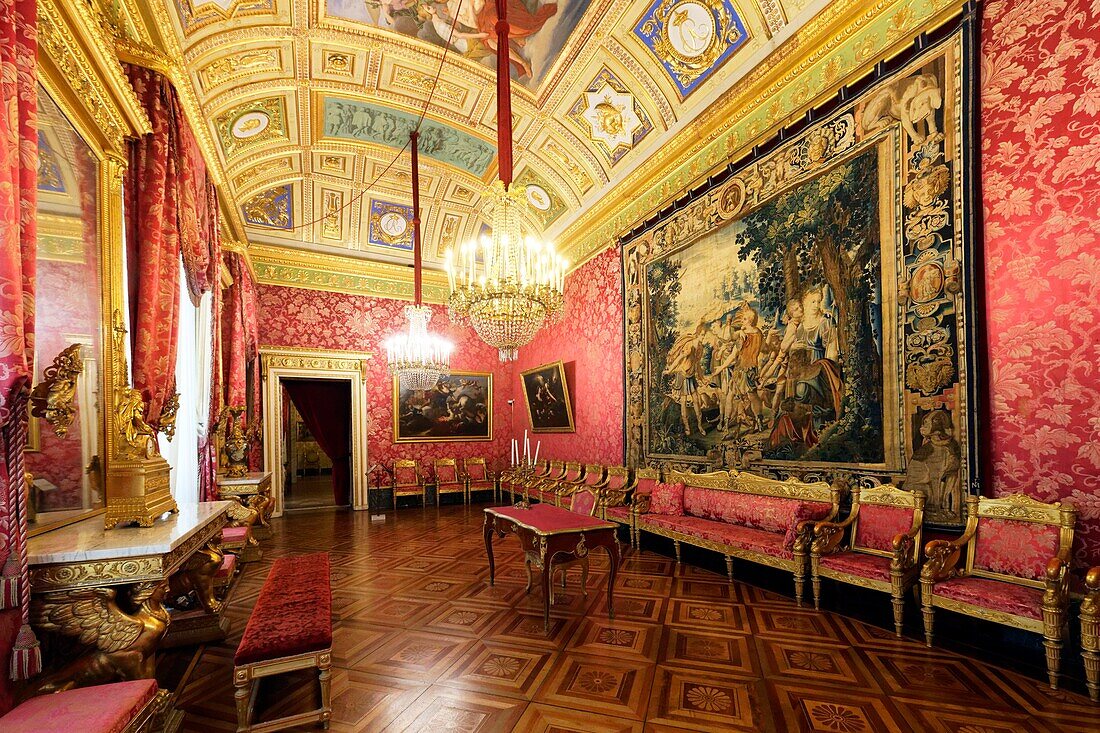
101,0,963,297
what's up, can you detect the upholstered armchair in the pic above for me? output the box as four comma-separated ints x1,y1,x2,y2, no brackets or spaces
535,461,583,504
920,494,1076,689
598,466,632,527
463,457,496,502
523,460,567,502
1080,565,1100,701
501,458,550,502
558,464,606,507
810,485,924,637
626,468,662,546
392,459,425,510
433,458,466,504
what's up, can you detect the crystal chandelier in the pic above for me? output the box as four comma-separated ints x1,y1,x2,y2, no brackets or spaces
383,131,453,390
443,0,567,363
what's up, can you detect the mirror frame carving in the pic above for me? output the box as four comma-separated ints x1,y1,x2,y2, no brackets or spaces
30,0,174,535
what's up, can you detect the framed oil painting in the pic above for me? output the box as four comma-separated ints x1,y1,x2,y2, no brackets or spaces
393,371,493,442
621,13,983,529
521,361,575,433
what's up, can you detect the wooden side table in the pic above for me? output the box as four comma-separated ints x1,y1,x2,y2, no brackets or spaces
217,472,273,539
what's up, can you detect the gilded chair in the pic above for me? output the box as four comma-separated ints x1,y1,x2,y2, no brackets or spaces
433,458,466,504
627,468,663,546
1082,566,1100,701
558,464,606,507
463,457,496,502
921,494,1076,689
598,466,632,527
540,485,603,604
535,461,583,504
810,485,924,636
392,459,425,510
503,458,552,503
523,460,566,503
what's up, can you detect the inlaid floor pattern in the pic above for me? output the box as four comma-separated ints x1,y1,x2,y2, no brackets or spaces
175,505,1095,732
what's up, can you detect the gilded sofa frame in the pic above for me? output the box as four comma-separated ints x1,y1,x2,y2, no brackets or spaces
635,470,841,603
920,493,1076,689
597,466,634,524
1082,566,1100,701
811,486,924,636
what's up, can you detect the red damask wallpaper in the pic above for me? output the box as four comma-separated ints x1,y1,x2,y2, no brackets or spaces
256,285,514,476
981,0,1100,569
513,247,626,465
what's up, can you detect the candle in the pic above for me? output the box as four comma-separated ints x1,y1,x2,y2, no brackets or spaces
524,431,530,465
533,440,540,465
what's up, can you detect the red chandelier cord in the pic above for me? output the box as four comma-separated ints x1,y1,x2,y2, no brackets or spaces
495,0,513,187
410,130,423,306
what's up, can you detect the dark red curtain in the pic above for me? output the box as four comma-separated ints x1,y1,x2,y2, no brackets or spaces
283,380,351,505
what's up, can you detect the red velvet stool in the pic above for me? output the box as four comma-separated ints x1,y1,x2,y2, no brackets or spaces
221,525,261,562
0,678,161,733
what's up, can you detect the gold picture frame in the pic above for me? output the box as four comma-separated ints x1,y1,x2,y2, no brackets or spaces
520,360,575,433
393,370,493,443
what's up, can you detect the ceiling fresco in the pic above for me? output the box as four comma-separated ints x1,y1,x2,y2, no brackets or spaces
101,0,962,291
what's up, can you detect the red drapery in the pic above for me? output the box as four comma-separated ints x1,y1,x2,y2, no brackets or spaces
222,250,261,474
0,0,41,682
283,380,351,506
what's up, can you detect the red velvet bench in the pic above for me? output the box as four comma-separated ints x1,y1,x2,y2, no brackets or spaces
234,552,332,732
0,678,162,733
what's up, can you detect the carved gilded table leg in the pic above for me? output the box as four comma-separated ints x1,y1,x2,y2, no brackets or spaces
168,542,224,616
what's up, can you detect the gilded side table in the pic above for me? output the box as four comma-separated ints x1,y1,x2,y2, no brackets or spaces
27,501,232,725
217,471,273,540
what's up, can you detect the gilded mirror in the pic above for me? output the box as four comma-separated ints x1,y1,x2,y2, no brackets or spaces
25,82,105,534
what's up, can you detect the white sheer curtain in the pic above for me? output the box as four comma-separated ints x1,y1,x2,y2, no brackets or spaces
158,260,212,505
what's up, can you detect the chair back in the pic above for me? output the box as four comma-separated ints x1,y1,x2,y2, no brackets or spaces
850,485,924,561
633,466,662,496
544,460,566,480
603,466,629,492
393,459,419,488
464,457,488,481
965,494,1076,589
434,458,459,485
568,486,600,517
582,464,605,486
561,461,583,482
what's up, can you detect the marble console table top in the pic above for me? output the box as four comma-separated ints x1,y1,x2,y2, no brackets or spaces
29,501,232,566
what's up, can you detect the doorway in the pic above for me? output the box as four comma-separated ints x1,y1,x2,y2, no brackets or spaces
260,347,372,516
282,379,351,510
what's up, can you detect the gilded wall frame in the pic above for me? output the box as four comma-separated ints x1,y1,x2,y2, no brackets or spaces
392,371,493,443
621,12,984,529
520,361,576,433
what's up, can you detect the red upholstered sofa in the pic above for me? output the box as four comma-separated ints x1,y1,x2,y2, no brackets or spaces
635,469,842,603
0,679,163,732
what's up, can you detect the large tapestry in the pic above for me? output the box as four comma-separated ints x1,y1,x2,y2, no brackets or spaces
622,20,981,528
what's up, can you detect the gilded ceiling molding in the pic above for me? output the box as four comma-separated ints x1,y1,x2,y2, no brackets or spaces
250,244,450,303
604,36,678,128
556,0,963,268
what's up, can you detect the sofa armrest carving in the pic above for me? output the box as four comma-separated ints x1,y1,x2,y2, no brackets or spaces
633,493,652,517
810,520,848,556
920,539,963,584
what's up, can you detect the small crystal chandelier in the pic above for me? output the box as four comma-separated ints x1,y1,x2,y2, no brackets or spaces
383,131,453,390
443,0,567,363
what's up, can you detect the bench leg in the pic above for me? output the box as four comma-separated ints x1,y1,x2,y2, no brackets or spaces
673,540,681,564
724,555,733,583
234,673,252,733
319,655,333,730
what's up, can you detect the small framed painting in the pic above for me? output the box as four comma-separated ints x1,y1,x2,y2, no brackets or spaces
393,371,493,442
521,361,574,433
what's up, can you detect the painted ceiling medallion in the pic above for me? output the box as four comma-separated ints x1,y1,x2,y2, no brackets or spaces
368,200,414,250
232,111,270,139
526,184,552,212
568,68,654,165
634,0,749,98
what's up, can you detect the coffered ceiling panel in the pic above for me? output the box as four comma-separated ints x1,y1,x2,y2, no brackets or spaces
129,0,836,275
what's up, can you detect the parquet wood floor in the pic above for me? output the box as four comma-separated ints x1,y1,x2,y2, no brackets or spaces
172,505,1096,732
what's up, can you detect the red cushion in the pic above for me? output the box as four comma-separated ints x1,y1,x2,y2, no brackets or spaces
435,465,457,483
222,526,249,543
0,679,157,733
818,551,892,582
605,474,628,491
932,576,1043,620
635,477,659,496
217,553,238,579
695,522,794,560
854,504,914,553
641,513,713,535
605,505,631,521
235,553,332,666
972,518,1062,582
394,466,418,485
650,482,685,516
562,469,581,481
466,462,487,480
